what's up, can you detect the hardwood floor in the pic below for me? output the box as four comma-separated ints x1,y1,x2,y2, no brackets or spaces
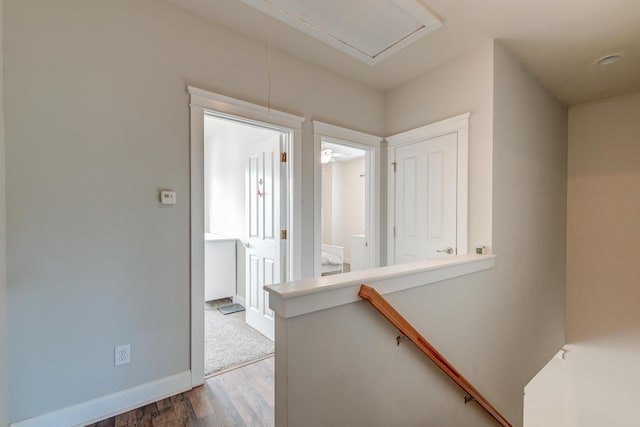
87,356,274,427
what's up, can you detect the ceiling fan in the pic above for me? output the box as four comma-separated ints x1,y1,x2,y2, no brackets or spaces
321,148,349,164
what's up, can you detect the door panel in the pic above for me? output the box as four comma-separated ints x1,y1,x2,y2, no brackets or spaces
401,154,418,238
393,132,458,264
427,150,444,239
249,156,259,238
264,149,275,240
245,136,282,341
248,254,260,309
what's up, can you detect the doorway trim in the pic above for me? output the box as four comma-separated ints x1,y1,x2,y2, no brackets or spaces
188,86,304,387
312,121,383,277
386,113,470,264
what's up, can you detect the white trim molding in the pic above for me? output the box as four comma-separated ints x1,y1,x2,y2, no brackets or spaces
313,121,383,148
188,86,304,130
189,102,206,386
189,86,304,387
385,113,470,147
386,113,470,263
312,121,384,277
10,371,191,427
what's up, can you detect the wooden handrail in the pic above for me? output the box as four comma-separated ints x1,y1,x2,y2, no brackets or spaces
358,285,513,427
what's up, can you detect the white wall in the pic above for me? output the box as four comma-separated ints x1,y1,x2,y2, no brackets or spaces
567,90,640,344
329,165,342,245
525,89,640,426
0,1,9,425
490,40,568,422
333,158,365,261
279,285,499,427
279,41,567,426
321,158,366,261
320,163,333,245
3,0,384,422
204,116,280,238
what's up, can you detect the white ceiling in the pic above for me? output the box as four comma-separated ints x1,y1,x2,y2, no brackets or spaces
170,0,640,105
322,141,366,162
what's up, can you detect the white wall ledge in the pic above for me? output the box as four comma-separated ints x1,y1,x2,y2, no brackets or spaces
266,254,496,318
204,233,237,242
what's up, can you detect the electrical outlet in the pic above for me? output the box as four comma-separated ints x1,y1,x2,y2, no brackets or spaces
114,344,131,367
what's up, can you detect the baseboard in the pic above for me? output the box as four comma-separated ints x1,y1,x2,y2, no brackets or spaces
233,294,246,306
11,370,191,427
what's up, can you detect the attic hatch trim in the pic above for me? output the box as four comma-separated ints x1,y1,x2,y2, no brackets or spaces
240,0,442,65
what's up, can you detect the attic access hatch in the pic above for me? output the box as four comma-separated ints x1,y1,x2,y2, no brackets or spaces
240,0,442,65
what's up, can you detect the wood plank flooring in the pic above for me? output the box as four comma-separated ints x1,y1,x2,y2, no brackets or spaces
86,356,274,427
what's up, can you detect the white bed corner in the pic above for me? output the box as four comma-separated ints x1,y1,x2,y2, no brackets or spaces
321,244,344,275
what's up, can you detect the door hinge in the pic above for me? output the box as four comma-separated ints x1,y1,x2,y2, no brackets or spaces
281,229,287,240
393,226,396,238
392,162,397,173
280,152,287,163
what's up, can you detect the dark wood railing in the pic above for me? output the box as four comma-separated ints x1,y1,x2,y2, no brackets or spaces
358,285,513,427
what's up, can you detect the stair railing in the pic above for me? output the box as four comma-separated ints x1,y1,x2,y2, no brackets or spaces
358,285,513,427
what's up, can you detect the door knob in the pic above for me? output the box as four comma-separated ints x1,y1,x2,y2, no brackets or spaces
437,247,454,255
244,242,251,248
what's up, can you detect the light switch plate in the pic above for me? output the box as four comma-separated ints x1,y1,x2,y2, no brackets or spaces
160,190,176,205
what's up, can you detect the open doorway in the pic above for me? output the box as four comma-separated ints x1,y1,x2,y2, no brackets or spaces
313,122,383,278
189,86,304,387
203,113,291,376
320,140,368,275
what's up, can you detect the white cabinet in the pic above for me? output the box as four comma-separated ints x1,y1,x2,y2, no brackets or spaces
350,234,370,272
204,235,236,301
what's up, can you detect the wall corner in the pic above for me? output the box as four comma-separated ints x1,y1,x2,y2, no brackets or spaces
0,0,9,423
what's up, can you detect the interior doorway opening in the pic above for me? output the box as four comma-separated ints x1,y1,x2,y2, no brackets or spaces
320,140,369,275
189,86,304,387
313,122,383,278
202,112,291,376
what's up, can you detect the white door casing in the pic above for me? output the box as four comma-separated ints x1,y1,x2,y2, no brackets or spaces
189,86,303,387
246,136,284,341
387,113,469,265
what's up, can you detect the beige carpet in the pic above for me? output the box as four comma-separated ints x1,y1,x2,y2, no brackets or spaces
204,299,274,376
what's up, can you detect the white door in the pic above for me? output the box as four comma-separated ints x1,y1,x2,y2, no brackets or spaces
246,135,284,341
350,234,369,271
392,132,458,264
